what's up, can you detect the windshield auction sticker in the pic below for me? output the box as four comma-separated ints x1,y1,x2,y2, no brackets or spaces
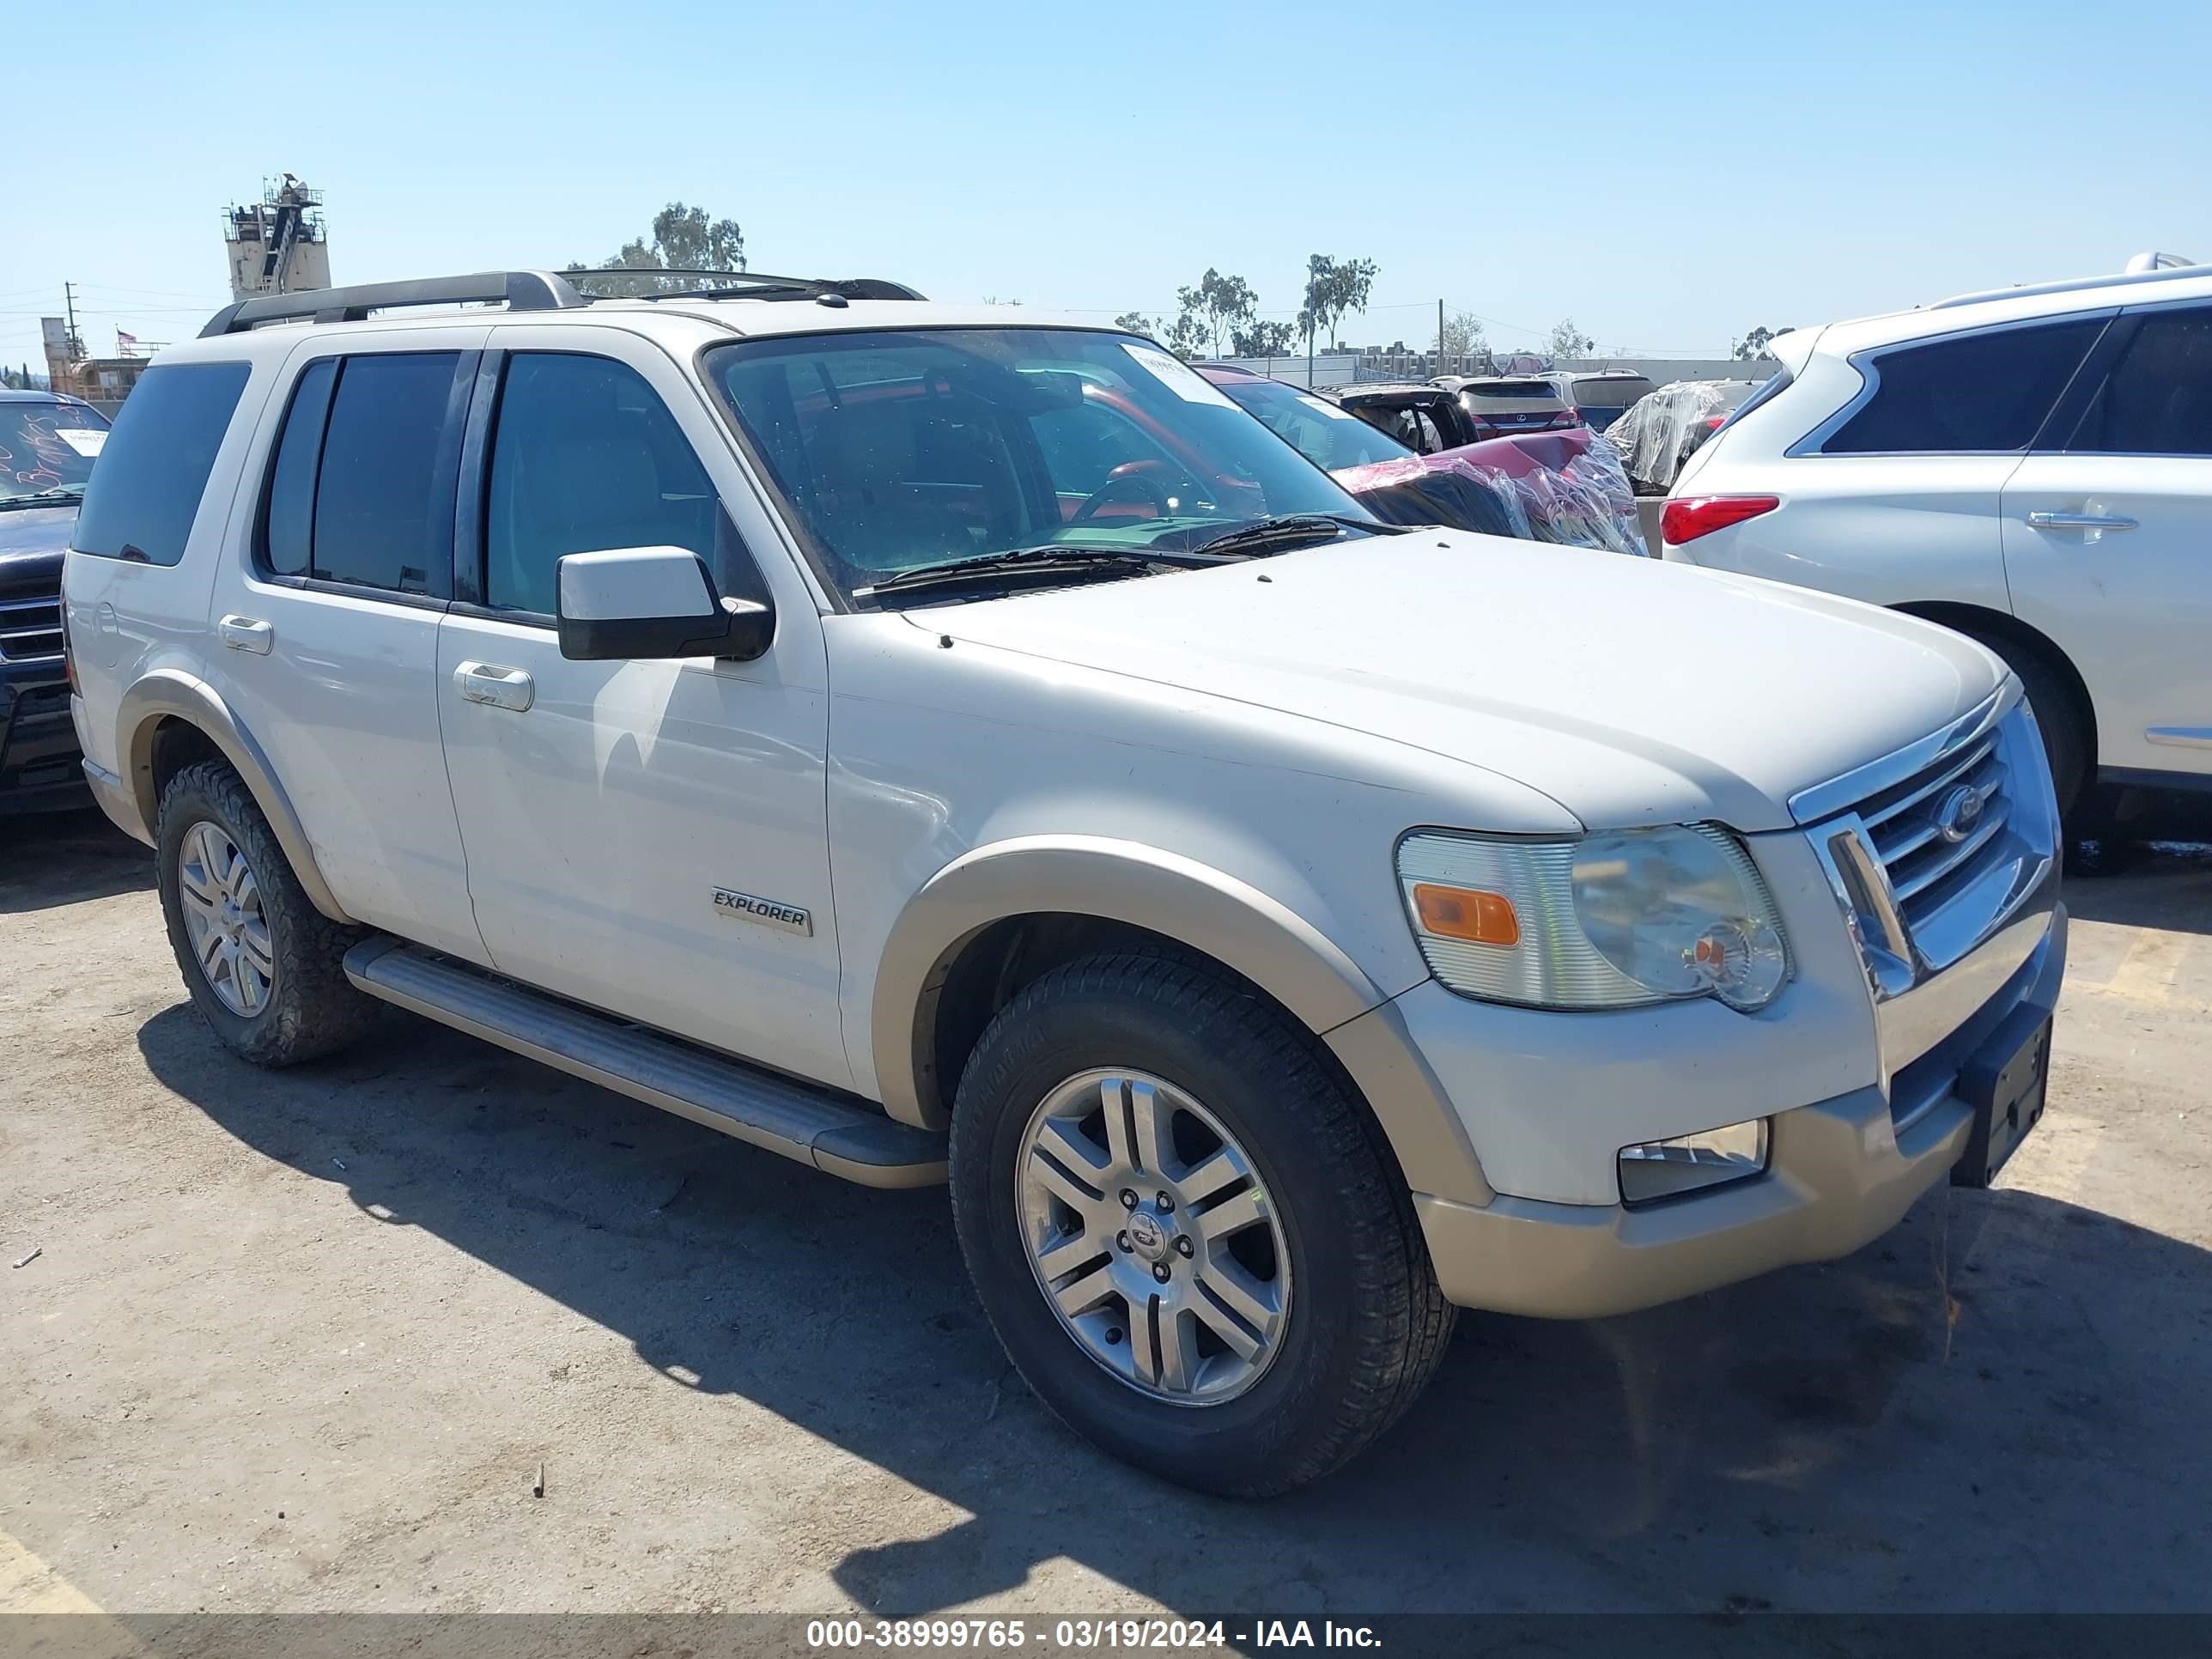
1121,343,1238,409
55,428,107,457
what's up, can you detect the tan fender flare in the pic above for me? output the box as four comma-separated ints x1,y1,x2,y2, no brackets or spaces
868,835,1493,1206
117,669,354,924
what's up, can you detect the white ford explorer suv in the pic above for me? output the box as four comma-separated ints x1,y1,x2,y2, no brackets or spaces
1658,256,2212,825
64,270,2065,1496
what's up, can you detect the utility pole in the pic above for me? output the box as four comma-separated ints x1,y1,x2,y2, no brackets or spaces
1438,299,1445,377
64,282,81,356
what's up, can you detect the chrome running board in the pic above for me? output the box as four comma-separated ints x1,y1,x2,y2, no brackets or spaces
342,937,946,1188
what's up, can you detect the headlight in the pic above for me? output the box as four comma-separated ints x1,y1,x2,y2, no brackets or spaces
1396,824,1791,1012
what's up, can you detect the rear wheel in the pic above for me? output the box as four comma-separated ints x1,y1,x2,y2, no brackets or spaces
949,952,1454,1497
155,759,381,1066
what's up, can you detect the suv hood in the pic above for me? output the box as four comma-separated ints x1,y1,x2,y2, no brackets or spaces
0,505,76,601
924,532,2002,832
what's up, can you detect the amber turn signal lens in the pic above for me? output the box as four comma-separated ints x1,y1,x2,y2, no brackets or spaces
1411,883,1520,947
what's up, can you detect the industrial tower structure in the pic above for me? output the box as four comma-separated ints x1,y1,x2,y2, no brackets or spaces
222,173,331,303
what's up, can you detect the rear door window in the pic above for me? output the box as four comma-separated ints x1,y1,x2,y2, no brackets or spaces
70,362,252,565
1822,319,2106,454
2064,307,2212,458
259,359,338,579
311,352,466,594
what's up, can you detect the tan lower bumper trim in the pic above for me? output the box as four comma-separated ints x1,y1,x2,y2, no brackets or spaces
1415,1082,1972,1320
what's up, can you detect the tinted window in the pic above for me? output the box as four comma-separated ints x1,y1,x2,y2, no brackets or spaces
259,358,337,578
1218,379,1409,470
1823,319,2104,454
2066,308,2212,458
70,362,250,564
1572,376,1655,410
485,353,750,617
313,353,461,592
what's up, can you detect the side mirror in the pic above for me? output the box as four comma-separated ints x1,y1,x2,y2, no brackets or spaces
555,546,775,664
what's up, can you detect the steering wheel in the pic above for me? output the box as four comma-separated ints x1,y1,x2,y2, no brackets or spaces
1070,471,1175,525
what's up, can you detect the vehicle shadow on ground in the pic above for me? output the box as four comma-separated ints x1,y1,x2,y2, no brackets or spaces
0,803,151,915
2064,839,2212,935
137,1000,2211,1618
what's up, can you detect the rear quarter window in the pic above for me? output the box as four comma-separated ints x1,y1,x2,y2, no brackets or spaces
70,362,252,565
1820,318,2106,454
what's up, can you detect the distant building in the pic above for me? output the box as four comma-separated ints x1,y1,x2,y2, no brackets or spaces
223,173,331,302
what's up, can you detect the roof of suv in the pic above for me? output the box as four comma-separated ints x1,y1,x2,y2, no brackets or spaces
163,270,1103,369
1812,260,2212,359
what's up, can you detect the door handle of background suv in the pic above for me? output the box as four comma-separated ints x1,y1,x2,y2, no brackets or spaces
217,615,273,654
2025,510,2138,532
453,661,536,713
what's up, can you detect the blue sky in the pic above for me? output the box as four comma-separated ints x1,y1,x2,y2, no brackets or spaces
5,0,2207,372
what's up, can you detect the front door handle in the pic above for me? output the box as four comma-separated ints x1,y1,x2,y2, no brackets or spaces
217,614,273,654
453,660,535,712
2026,510,2138,532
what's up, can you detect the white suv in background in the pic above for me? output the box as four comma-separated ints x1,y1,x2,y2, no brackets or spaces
1660,258,2212,824
65,270,2063,1496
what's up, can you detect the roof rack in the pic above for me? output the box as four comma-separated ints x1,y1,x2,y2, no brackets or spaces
563,268,925,303
200,270,586,337
1929,256,2204,312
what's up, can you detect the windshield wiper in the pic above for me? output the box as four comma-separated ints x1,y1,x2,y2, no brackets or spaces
0,486,85,512
854,544,1237,602
1188,514,1392,557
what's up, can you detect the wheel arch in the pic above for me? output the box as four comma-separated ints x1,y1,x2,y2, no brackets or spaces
117,669,353,923
869,836,1495,1208
1889,600,2097,771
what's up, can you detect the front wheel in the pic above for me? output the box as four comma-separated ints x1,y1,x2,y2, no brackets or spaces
948,953,1454,1496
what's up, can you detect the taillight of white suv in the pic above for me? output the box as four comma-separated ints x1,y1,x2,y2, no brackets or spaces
1661,494,1780,545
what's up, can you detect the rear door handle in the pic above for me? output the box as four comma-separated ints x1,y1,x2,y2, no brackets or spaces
217,614,273,654
453,661,535,712
2026,510,2137,532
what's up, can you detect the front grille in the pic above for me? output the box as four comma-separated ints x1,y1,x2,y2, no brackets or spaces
1852,725,2010,933
0,597,63,662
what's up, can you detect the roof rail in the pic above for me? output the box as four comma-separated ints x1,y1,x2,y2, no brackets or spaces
199,270,586,337
563,268,925,303
1929,258,2206,311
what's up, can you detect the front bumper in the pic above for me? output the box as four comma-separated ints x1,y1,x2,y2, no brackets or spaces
0,671,85,813
1407,901,2065,1319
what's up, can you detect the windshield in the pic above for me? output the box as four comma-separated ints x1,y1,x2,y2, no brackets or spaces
1,400,110,504
703,330,1371,605
1216,377,1412,471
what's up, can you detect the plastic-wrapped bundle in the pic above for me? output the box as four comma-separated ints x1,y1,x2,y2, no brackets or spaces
1606,380,1735,493
1334,454,1532,540
1334,427,1647,556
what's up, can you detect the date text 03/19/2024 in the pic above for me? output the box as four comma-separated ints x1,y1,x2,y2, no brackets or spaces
801,1618,1383,1649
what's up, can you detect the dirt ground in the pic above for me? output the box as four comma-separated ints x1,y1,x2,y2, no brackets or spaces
3,806,2209,1620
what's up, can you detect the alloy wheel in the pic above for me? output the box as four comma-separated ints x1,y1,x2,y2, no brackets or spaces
176,820,276,1018
1016,1068,1291,1405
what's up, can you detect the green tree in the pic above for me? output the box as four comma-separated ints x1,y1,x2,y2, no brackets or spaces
1547,318,1595,358
1297,255,1378,362
1735,325,1785,360
1164,312,1209,361
1174,269,1258,359
1438,310,1488,362
568,202,746,294
1112,311,1158,338
1231,319,1296,358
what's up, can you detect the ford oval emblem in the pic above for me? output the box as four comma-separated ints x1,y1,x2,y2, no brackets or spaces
1936,783,1990,844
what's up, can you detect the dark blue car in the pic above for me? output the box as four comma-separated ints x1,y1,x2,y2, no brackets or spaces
1,387,109,811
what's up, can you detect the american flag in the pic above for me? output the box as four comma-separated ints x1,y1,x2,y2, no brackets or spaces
116,330,139,357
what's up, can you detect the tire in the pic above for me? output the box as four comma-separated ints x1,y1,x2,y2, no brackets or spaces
948,951,1454,1497
155,758,381,1066
1959,629,2089,818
